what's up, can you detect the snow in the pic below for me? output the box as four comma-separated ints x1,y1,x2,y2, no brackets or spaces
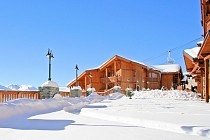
153,64,181,73
41,80,59,88
0,90,210,140
70,86,82,90
184,47,200,58
59,87,70,92
87,87,96,92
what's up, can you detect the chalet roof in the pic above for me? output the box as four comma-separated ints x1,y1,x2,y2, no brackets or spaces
198,31,210,58
152,64,181,73
98,55,159,71
184,47,200,59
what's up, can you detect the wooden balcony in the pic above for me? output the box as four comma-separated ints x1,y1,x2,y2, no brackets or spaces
145,77,159,82
100,76,122,83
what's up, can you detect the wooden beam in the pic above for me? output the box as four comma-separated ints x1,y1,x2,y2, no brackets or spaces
114,61,117,86
201,70,204,99
85,76,87,91
205,59,209,102
106,68,108,90
204,54,210,60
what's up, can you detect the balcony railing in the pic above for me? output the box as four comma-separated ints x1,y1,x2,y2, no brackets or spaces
145,77,159,82
100,76,122,83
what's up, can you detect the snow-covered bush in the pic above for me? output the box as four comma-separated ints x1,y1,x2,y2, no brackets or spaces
125,88,134,99
113,86,121,93
86,88,96,96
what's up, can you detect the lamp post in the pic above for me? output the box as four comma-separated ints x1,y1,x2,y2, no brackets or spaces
142,80,145,90
127,78,130,88
136,80,139,91
147,81,150,89
75,64,79,86
46,49,54,81
89,72,93,88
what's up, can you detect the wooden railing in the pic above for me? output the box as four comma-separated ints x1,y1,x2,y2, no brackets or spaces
59,92,70,97
145,77,159,82
0,91,40,103
98,88,114,96
100,76,122,83
0,90,72,103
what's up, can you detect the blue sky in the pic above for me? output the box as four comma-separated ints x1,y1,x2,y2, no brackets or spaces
0,0,202,87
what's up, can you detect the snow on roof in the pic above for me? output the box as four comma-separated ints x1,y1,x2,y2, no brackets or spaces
153,64,181,73
184,47,200,58
59,87,70,92
197,40,203,45
70,86,82,90
41,80,59,88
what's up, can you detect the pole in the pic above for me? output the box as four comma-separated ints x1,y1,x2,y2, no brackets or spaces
75,64,79,87
46,49,54,81
48,56,51,81
76,69,78,86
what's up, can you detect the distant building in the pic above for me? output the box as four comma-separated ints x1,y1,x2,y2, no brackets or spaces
153,64,183,90
67,55,183,95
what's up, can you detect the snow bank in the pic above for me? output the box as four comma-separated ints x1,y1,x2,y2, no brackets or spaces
0,90,199,121
0,92,124,120
107,92,125,100
133,90,199,101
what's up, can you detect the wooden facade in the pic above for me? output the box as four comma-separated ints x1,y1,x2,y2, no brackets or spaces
67,55,183,94
183,0,210,102
183,43,204,98
197,0,210,102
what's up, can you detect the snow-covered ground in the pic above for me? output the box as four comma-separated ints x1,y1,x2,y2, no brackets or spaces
0,90,210,140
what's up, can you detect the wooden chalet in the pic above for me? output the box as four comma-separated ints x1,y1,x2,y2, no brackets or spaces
200,0,210,102
67,55,183,95
184,0,210,102
183,42,204,96
183,0,210,102
153,64,183,90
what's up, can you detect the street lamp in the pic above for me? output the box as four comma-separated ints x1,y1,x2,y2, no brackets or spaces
89,72,93,88
75,64,79,86
46,49,54,81
147,81,150,89
136,80,139,91
127,78,130,88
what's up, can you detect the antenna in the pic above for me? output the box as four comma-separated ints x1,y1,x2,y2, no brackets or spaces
167,50,174,64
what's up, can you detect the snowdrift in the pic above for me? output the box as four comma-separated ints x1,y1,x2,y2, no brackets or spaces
0,92,124,120
0,90,199,121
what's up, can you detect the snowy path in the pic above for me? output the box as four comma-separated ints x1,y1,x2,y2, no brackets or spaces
0,90,210,140
81,97,210,138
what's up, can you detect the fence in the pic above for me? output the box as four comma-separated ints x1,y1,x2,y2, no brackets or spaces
0,90,40,103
